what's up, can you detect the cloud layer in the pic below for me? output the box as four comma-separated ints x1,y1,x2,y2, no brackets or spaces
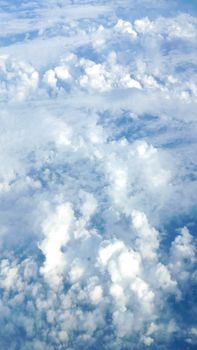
0,1,196,349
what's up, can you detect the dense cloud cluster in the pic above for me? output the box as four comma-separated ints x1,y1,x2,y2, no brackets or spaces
0,0,197,349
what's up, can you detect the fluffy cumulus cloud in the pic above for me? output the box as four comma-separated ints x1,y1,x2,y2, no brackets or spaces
0,0,197,349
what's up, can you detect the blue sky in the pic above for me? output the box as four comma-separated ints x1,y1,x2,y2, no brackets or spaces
0,1,196,349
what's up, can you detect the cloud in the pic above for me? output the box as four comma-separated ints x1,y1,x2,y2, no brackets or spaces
169,227,196,282
39,203,74,288
0,0,196,349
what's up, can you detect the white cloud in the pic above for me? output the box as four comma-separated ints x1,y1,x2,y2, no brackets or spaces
0,55,39,101
169,226,196,282
132,210,159,260
39,203,74,287
115,19,137,38
0,0,196,349
43,69,57,89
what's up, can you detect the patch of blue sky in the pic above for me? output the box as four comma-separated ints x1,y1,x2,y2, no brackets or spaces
175,62,197,74
162,40,197,59
178,0,197,14
0,30,39,47
0,0,38,18
75,45,102,63
98,111,168,145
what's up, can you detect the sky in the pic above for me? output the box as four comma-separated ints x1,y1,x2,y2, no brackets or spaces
0,0,197,349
